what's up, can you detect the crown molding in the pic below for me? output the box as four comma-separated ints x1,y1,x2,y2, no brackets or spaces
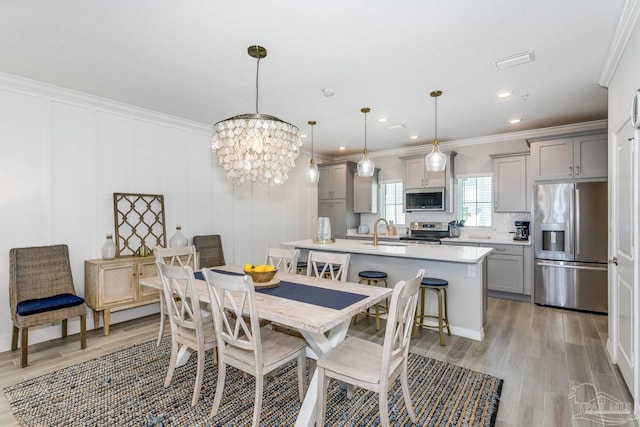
0,72,211,134
334,119,607,161
598,0,640,87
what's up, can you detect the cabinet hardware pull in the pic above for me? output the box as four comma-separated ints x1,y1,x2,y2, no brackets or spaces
495,248,506,251
575,165,580,175
536,262,608,271
569,166,573,176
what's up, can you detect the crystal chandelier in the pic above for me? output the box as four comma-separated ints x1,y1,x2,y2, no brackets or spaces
305,120,320,184
357,107,375,177
211,45,301,186
425,90,447,172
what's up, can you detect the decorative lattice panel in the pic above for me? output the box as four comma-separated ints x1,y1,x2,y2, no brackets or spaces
113,193,167,257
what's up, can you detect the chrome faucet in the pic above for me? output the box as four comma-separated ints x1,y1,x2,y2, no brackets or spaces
373,218,390,246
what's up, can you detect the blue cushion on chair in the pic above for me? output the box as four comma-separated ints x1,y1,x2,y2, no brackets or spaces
17,293,84,316
359,270,388,279
421,277,448,287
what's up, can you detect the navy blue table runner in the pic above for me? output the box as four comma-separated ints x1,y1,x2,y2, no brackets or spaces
194,269,367,310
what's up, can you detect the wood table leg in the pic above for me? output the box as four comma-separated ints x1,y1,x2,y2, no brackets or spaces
103,309,110,335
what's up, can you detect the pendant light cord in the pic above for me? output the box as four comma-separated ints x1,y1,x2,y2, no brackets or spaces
434,95,438,141
311,124,314,156
255,57,261,114
364,110,368,151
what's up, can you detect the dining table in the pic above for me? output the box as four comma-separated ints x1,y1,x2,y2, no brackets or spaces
139,264,393,427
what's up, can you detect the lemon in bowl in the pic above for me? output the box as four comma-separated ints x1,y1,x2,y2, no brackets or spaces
244,264,277,283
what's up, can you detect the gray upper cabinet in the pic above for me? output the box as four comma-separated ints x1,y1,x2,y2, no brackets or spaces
318,161,359,238
491,153,529,212
402,152,456,213
404,158,446,188
530,133,607,181
353,169,379,214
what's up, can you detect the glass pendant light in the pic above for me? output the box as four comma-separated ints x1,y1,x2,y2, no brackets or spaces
305,120,320,184
425,90,447,172
357,107,375,177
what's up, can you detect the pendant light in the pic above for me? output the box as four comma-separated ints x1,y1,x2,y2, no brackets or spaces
305,120,320,183
425,90,447,172
210,45,301,186
357,107,375,177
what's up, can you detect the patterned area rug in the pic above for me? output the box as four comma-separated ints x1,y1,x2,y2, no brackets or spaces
4,338,502,426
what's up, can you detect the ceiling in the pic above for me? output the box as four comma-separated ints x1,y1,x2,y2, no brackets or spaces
0,1,624,156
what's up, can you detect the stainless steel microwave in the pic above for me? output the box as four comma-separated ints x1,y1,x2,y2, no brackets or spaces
405,187,445,212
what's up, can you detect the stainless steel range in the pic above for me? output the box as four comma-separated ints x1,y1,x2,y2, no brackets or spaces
399,222,449,244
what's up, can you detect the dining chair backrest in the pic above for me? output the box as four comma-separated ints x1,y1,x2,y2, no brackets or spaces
202,270,262,363
155,245,198,269
156,262,204,336
265,247,300,274
192,235,226,268
380,269,424,378
307,250,350,282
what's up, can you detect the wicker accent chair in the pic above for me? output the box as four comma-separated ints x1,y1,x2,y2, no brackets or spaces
192,235,225,269
9,244,87,368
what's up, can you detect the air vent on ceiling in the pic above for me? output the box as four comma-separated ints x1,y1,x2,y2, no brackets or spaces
494,50,535,70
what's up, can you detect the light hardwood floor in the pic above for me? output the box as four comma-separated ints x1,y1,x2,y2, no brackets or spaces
0,298,637,426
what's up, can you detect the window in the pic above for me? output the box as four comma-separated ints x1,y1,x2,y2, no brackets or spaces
380,182,405,225
457,175,492,227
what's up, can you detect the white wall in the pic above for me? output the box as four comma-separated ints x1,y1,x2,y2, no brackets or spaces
607,9,640,413
0,74,317,352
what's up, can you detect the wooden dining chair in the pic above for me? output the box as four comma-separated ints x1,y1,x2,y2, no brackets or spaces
154,245,199,346
192,234,225,268
307,250,350,282
156,262,217,407
264,247,300,274
9,244,87,368
201,269,307,427
315,269,425,427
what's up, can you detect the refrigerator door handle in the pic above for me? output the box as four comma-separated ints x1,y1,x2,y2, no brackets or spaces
536,261,608,272
575,188,580,255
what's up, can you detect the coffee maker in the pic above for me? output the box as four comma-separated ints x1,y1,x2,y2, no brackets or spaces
514,221,530,241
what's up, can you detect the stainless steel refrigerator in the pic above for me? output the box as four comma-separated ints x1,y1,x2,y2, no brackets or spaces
533,181,608,313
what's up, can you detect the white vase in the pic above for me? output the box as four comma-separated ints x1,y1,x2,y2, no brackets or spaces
169,226,188,248
101,234,116,260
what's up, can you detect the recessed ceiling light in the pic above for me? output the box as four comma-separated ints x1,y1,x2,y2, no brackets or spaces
494,50,535,70
377,117,388,123
497,90,513,98
300,134,307,138
338,146,346,151
509,118,522,124
385,123,406,130
322,88,335,97
409,135,418,140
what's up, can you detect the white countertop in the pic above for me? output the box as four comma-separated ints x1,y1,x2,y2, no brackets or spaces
281,239,493,264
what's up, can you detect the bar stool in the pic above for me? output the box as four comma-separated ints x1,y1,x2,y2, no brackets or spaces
296,260,308,275
413,277,450,345
353,270,388,330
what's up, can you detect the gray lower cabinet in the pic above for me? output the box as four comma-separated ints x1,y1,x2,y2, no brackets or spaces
445,241,528,295
485,245,524,293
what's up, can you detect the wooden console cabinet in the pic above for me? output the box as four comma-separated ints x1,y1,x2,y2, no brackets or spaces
84,256,161,335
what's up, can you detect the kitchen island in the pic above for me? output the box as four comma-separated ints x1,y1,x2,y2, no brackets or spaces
281,239,493,341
